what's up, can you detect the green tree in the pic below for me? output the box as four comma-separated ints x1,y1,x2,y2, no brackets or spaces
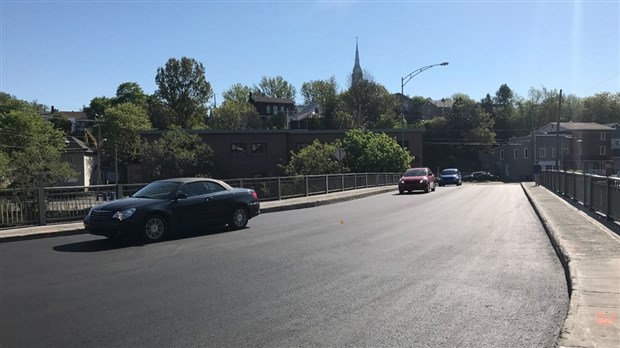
253,76,296,100
222,83,252,103
48,113,73,135
300,77,339,129
155,57,212,129
115,82,147,108
281,139,345,176
341,79,397,128
83,96,113,119
101,103,152,163
580,92,620,124
342,129,412,172
446,96,495,145
268,112,288,129
0,94,75,187
140,127,214,181
210,100,262,130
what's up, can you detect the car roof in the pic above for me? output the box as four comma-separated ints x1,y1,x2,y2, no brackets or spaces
155,177,233,189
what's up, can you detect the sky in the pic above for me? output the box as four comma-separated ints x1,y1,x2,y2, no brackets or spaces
1,0,619,112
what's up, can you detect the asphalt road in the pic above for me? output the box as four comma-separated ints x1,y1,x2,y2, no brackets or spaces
0,183,568,347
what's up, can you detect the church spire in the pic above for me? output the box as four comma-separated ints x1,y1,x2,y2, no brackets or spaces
352,37,363,86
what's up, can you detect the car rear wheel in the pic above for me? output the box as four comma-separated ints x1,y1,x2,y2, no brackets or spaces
229,206,248,230
142,215,167,243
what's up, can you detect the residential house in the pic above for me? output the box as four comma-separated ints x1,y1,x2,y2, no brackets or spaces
289,103,322,129
487,122,615,181
419,99,453,119
59,136,96,186
248,93,296,126
608,123,620,175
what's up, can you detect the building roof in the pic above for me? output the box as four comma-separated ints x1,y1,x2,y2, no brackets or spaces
249,94,295,104
289,103,321,122
65,136,95,154
425,99,454,108
536,122,614,133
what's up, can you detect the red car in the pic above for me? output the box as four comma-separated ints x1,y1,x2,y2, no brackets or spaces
398,167,436,194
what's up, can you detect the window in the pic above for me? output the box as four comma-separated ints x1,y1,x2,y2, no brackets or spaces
499,150,504,160
601,132,606,141
551,148,556,158
524,148,529,159
204,181,226,193
600,146,606,155
273,106,278,114
181,182,210,197
514,149,518,159
231,143,246,154
539,148,546,158
67,156,73,165
251,143,267,155
266,106,271,114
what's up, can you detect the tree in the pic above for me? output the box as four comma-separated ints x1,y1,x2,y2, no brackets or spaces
300,77,339,128
268,112,288,129
155,57,212,129
342,129,412,172
341,79,397,128
101,103,152,163
281,139,345,176
580,92,620,124
446,96,495,145
222,83,252,103
0,94,75,187
83,96,113,119
253,76,296,100
140,127,214,181
48,113,73,135
115,82,147,108
494,84,514,106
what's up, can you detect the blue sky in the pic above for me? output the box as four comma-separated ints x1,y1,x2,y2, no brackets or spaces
1,0,619,111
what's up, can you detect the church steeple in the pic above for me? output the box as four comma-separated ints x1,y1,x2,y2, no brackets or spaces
352,37,363,86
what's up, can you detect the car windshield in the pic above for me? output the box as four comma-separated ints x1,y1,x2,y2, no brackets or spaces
442,169,458,175
131,182,179,199
404,169,427,177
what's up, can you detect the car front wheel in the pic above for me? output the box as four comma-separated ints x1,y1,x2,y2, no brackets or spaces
142,215,167,243
229,206,249,230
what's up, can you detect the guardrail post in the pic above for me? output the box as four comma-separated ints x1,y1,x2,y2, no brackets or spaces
583,173,587,206
277,177,282,200
606,177,613,221
325,175,329,194
117,184,123,199
341,174,345,191
37,187,46,226
589,175,594,211
365,173,368,188
572,172,577,201
305,175,309,197
240,178,244,188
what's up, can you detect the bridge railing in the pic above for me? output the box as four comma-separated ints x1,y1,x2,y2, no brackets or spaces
0,172,400,229
541,170,620,222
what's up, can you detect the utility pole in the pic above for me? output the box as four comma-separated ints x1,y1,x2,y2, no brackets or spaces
555,89,562,189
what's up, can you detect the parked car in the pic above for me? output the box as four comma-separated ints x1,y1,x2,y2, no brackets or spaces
398,167,436,194
438,168,462,186
84,178,260,243
471,171,499,182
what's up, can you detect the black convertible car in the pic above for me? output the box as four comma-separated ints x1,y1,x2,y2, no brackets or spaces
84,178,260,242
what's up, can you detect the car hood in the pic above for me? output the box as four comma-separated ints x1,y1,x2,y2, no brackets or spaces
401,175,428,181
91,197,165,211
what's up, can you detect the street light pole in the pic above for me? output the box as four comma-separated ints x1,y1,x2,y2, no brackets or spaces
400,62,449,148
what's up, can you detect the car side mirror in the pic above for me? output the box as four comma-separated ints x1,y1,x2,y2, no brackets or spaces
176,192,188,199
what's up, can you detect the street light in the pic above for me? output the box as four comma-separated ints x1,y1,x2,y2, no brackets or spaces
400,62,449,148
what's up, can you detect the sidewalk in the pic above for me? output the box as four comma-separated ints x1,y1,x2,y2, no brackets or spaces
0,185,398,242
521,183,620,348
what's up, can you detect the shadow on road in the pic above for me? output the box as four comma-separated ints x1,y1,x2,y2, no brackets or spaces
53,225,240,253
53,238,127,253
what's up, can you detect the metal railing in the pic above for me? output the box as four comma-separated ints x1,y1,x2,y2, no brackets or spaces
0,173,401,229
541,170,620,222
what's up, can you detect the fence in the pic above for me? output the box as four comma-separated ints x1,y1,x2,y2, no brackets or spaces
540,170,620,222
0,173,401,229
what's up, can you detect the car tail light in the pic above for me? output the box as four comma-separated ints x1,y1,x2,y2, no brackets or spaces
250,190,258,200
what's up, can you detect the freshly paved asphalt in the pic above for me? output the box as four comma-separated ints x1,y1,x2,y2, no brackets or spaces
0,183,573,347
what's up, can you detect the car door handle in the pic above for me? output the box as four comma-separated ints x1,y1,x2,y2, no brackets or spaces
205,197,213,202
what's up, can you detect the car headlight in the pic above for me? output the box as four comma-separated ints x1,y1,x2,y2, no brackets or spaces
420,179,426,183
400,179,404,183
112,207,136,221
